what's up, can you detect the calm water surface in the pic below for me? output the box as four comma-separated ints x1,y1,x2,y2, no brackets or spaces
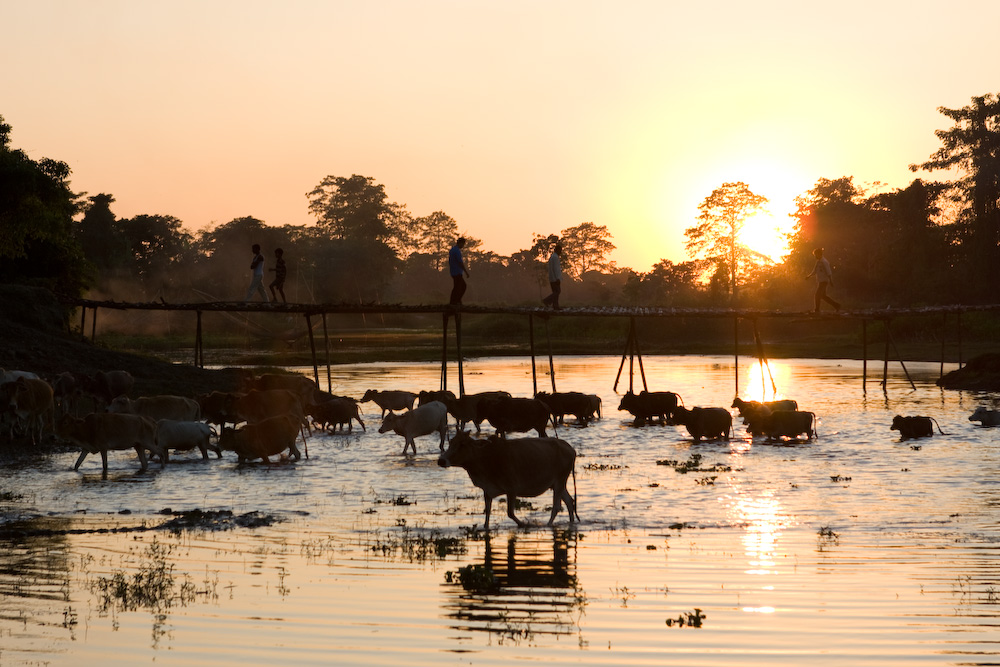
2,355,1000,666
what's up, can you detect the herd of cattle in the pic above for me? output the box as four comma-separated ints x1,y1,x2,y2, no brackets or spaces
2,366,1000,527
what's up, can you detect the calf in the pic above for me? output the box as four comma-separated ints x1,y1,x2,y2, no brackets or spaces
762,410,817,441
969,407,1000,427
60,412,162,478
109,394,201,422
2,377,54,444
361,389,417,417
378,400,448,454
671,405,732,442
438,431,579,529
155,419,220,461
218,415,302,463
535,391,597,425
307,397,365,432
618,390,681,425
479,396,551,438
444,391,512,432
890,415,942,440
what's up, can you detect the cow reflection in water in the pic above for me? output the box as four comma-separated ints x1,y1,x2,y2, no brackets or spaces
443,530,585,644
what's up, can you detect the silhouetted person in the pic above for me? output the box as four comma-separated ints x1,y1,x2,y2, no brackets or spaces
542,242,562,310
269,247,287,303
806,247,840,313
449,237,470,305
245,243,268,302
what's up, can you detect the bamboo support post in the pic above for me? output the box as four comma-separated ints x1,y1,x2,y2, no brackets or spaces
455,311,465,397
440,312,449,392
862,320,868,394
733,317,739,398
195,310,203,368
529,313,538,396
322,312,332,393
544,316,556,393
305,313,320,388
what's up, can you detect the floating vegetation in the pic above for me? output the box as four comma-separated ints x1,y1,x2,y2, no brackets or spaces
445,564,497,593
830,475,852,483
368,525,466,561
665,608,705,627
656,453,731,474
584,463,626,471
695,476,717,486
0,490,23,502
611,584,635,607
90,538,211,614
158,509,283,534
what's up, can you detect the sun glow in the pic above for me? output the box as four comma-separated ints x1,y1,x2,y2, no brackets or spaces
742,360,792,403
741,209,795,263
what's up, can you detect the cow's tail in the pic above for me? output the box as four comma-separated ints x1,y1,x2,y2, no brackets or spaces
810,411,819,439
570,467,580,522
930,416,946,435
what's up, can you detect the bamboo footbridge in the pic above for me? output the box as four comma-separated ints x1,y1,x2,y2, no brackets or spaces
62,298,1000,397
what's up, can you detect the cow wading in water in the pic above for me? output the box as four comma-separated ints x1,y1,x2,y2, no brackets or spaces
438,431,579,529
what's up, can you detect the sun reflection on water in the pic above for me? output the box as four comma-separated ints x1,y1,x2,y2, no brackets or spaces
741,360,792,403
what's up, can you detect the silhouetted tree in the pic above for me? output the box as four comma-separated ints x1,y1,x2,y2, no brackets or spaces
120,214,194,290
558,222,616,278
307,174,396,244
685,182,769,302
412,211,459,270
76,194,130,278
0,115,88,295
911,93,1000,301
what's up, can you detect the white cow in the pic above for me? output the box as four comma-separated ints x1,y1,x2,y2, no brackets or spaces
969,407,1000,427
378,400,448,455
155,419,220,461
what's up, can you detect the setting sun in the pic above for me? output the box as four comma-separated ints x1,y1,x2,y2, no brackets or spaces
741,209,795,263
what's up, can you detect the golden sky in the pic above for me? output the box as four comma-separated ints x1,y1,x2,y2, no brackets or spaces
3,0,996,271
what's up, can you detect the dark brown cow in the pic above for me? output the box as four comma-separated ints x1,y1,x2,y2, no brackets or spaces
438,431,579,529
219,415,302,463
418,389,457,406
618,390,681,425
671,406,732,442
109,395,200,422
535,391,597,425
762,410,817,441
251,373,319,404
479,396,551,438
227,389,304,425
92,370,134,405
890,415,941,440
360,389,417,418
306,398,365,432
197,391,239,431
444,391,512,433
60,412,162,478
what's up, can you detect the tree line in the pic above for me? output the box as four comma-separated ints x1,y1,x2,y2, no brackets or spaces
2,92,999,312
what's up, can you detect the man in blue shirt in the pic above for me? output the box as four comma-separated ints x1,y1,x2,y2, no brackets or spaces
448,237,470,305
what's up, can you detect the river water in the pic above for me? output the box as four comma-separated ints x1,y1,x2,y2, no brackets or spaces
2,355,999,666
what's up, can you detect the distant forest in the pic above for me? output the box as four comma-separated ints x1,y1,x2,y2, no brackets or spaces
3,93,999,316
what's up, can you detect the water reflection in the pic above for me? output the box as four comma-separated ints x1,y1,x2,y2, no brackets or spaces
442,528,585,645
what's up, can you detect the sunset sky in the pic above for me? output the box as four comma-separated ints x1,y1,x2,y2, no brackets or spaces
3,1,996,272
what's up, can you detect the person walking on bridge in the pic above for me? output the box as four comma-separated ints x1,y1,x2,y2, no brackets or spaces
448,237,470,306
245,243,268,302
806,247,840,313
